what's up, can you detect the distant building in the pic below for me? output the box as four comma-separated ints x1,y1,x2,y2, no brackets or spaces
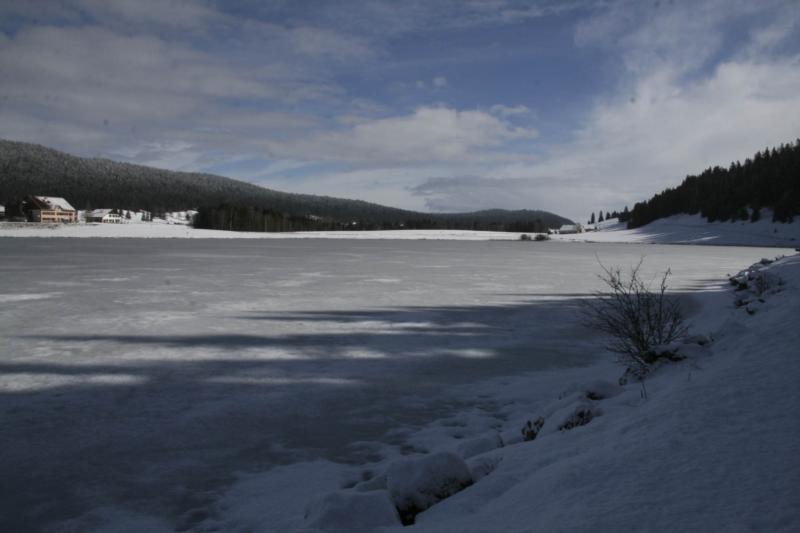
550,224,584,235
87,209,122,224
25,196,77,223
0,204,5,220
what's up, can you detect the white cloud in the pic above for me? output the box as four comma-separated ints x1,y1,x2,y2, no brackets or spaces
264,106,537,166
0,21,346,161
410,176,546,212
79,0,221,30
1,0,797,222
489,104,531,117
406,2,800,218
497,3,800,219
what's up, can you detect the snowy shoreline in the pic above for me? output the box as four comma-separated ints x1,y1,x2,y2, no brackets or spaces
197,252,800,532
2,212,799,247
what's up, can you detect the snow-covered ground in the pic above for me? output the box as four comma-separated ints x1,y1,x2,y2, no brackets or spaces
1,239,795,532
1,212,798,247
557,213,800,247
0,222,524,240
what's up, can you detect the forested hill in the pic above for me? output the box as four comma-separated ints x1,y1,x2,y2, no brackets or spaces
0,140,571,231
625,140,800,228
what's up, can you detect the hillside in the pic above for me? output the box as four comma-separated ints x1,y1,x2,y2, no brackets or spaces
623,140,800,228
554,212,800,247
0,140,571,231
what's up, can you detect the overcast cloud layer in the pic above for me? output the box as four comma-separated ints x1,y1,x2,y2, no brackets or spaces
1,0,798,219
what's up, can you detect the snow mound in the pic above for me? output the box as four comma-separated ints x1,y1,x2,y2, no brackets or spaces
455,432,504,459
386,451,473,524
303,490,400,532
583,379,624,400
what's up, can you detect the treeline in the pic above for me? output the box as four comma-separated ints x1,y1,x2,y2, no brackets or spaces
622,140,800,228
194,205,558,233
0,139,424,220
587,209,628,224
0,139,571,231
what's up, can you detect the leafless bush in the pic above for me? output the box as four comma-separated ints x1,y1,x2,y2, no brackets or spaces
752,270,783,296
582,259,689,378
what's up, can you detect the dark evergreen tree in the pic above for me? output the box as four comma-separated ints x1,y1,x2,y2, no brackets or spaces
625,140,800,228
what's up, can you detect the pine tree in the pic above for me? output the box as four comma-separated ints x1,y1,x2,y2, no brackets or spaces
589,212,596,224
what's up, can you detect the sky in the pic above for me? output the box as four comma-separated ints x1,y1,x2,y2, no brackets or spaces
0,0,798,220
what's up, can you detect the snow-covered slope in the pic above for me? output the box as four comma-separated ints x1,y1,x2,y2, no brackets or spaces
557,213,800,247
222,253,800,532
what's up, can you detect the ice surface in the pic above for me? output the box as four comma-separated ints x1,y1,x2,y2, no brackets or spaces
0,238,789,531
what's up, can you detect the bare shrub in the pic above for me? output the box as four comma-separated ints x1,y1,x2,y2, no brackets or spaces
752,270,783,296
521,417,544,441
582,259,689,378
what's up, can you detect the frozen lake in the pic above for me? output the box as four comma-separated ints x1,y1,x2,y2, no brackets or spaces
0,238,785,531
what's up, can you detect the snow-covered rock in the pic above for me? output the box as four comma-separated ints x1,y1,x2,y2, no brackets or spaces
386,451,473,523
682,334,713,346
353,472,387,492
583,379,624,400
467,454,502,482
455,432,504,459
303,490,400,532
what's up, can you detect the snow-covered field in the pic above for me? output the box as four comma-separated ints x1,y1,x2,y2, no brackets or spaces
0,239,797,532
559,213,800,247
2,212,798,247
0,223,523,240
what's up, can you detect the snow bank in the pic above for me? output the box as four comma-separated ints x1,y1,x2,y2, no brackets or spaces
303,490,400,532
386,451,473,524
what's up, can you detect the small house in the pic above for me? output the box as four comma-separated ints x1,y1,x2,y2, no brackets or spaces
26,196,77,223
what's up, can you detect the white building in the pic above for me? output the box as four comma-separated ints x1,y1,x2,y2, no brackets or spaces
27,196,77,223
550,224,584,235
87,209,123,223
